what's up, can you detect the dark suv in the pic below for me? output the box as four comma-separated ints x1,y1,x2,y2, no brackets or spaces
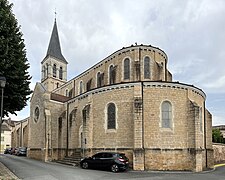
80,152,129,172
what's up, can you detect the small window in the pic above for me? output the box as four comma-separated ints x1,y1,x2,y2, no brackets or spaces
59,66,63,80
53,64,57,78
109,65,117,84
144,57,150,79
43,66,46,78
124,58,130,80
161,101,172,128
69,89,73,98
107,103,116,129
34,107,40,123
46,63,49,75
80,81,83,94
65,89,69,97
97,72,101,87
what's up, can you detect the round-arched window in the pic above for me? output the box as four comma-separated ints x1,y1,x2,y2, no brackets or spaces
34,107,40,122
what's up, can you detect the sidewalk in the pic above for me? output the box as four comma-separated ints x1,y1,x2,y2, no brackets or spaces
0,162,19,180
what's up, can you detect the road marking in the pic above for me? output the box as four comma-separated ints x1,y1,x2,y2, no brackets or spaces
214,163,225,167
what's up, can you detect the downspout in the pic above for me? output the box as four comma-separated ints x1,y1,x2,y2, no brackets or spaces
141,81,145,169
66,102,69,157
203,101,207,168
20,121,22,147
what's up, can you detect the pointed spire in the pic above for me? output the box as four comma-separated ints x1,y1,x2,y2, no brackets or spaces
45,19,67,63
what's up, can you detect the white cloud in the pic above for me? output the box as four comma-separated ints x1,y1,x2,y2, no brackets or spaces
8,0,225,124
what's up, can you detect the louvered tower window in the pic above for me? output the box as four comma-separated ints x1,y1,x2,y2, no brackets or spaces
53,64,57,78
107,103,116,129
59,66,63,80
161,101,172,128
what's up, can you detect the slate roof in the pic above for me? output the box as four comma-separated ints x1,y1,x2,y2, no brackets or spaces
45,19,67,63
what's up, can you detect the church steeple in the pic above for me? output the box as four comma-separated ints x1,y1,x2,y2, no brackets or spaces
45,19,67,63
41,18,68,92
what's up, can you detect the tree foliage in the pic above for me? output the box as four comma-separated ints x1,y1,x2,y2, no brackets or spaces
0,0,32,117
212,128,224,144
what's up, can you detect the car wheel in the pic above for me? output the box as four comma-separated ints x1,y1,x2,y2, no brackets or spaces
111,164,119,173
81,161,89,169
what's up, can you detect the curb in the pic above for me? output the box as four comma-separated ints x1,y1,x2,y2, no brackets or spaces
214,163,225,168
0,162,19,180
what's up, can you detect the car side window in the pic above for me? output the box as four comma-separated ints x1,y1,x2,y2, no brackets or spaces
93,154,101,159
103,153,113,158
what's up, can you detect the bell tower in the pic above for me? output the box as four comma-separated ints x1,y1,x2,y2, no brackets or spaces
41,18,68,92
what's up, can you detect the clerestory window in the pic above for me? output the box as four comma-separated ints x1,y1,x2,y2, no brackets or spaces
124,58,130,80
144,56,150,79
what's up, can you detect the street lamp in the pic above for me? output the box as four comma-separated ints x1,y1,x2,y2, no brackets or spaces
0,76,6,154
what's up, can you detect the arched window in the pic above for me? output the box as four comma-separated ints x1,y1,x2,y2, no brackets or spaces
65,89,69,97
43,66,46,78
53,64,57,78
161,101,172,128
109,65,115,85
144,56,150,79
124,58,130,80
46,63,49,76
79,81,83,94
59,66,63,80
97,72,101,87
107,103,116,129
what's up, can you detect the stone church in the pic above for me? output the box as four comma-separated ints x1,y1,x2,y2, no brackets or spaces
28,19,213,171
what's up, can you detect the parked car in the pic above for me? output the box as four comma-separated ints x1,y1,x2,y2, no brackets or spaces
16,147,27,156
10,147,18,155
80,152,129,173
4,148,11,154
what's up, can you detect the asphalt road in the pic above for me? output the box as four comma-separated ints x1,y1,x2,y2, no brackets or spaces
0,154,225,180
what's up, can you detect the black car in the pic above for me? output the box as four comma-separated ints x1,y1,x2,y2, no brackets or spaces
80,152,129,173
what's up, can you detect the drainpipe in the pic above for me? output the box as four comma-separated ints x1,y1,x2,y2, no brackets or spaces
141,81,145,169
203,101,207,168
20,121,22,147
66,102,69,157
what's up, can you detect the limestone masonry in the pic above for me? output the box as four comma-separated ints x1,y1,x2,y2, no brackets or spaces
24,19,213,171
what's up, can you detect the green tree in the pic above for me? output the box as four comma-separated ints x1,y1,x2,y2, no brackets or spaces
0,0,32,117
212,128,224,143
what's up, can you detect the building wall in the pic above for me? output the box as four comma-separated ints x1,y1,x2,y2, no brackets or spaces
10,118,29,148
1,124,11,153
27,44,212,172
213,143,225,163
52,45,169,98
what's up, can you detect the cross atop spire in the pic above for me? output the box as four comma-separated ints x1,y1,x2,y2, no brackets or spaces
54,8,57,21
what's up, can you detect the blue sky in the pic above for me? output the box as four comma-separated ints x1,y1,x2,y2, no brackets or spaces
8,0,225,126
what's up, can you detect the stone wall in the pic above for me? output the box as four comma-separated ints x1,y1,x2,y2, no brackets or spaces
213,143,225,163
